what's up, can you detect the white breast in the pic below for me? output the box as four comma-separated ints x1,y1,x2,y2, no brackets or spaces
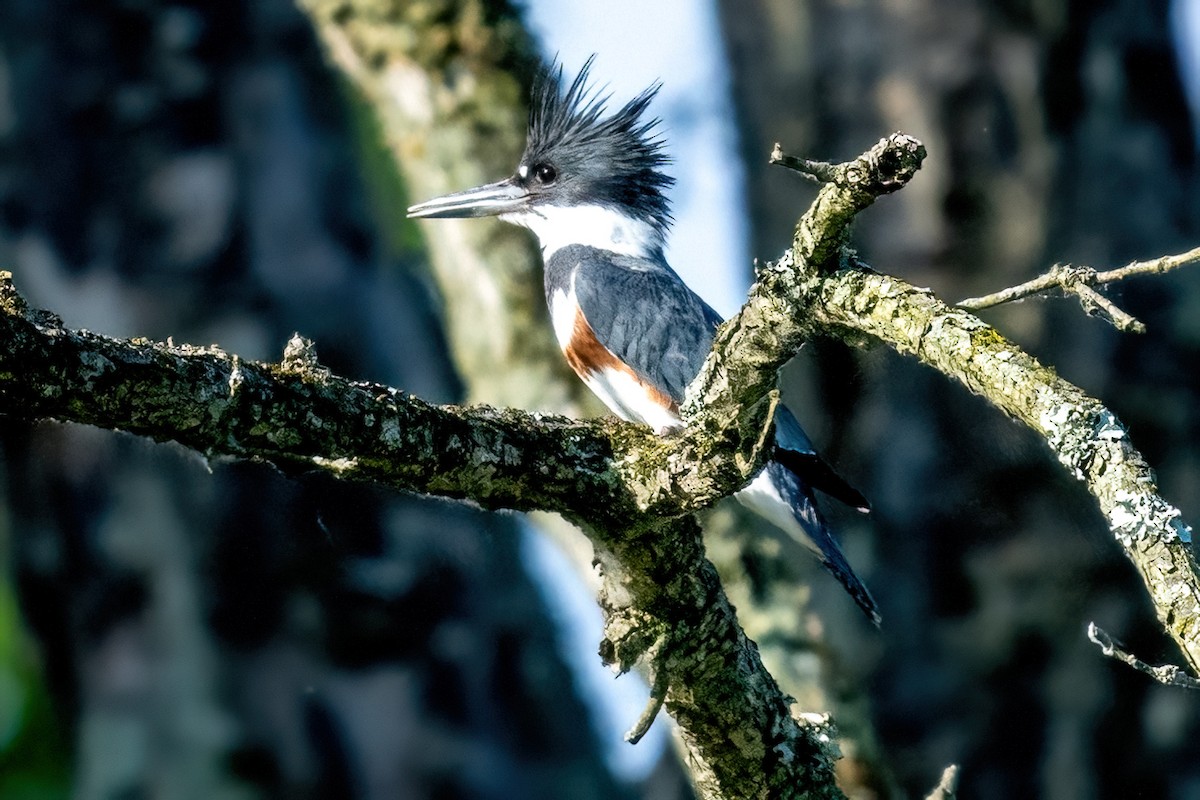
580,368,681,435
549,278,579,351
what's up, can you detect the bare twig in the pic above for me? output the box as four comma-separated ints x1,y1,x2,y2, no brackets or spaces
957,246,1200,332
1092,246,1200,282
1087,622,1200,689
770,136,926,197
924,765,960,800
770,142,838,183
625,634,670,745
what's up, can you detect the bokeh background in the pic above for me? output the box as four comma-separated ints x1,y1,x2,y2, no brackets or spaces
0,1,1198,798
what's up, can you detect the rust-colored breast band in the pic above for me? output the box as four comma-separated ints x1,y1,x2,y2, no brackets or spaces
563,309,679,413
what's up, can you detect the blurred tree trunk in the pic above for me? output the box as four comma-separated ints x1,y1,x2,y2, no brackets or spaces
0,1,651,798
718,0,1200,798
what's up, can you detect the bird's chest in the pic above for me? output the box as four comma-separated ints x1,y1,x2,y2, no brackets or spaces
547,277,680,434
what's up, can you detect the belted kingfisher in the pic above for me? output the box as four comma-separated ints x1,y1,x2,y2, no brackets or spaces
408,59,879,624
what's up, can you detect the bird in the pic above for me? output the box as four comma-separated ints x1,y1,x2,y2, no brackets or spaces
407,57,880,625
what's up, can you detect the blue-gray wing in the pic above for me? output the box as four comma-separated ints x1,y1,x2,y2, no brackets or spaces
565,247,722,404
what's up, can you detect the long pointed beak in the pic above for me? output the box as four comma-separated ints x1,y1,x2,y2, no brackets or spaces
406,178,529,219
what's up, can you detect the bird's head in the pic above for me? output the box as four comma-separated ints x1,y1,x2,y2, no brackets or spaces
407,57,674,258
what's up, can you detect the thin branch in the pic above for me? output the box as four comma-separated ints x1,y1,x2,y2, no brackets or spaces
957,246,1200,332
1093,246,1200,282
1087,623,1200,689
1071,279,1145,333
625,633,670,744
770,142,838,183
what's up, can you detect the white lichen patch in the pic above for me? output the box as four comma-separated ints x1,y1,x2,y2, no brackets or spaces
1107,488,1189,548
1039,399,1086,479
1094,409,1127,441
379,416,401,448
311,456,359,474
227,355,244,397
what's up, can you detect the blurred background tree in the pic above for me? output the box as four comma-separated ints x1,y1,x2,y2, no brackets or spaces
0,1,1197,799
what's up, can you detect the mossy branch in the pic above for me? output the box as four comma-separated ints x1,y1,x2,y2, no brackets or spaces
812,260,1200,671
0,268,843,799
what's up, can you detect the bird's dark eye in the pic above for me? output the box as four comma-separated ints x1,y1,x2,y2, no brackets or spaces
533,163,557,184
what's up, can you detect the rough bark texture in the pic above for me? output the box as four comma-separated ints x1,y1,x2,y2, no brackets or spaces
811,266,1200,670
4,1,1197,798
0,269,845,798
0,272,770,526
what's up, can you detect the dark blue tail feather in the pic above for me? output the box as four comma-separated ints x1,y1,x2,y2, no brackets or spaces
765,461,881,626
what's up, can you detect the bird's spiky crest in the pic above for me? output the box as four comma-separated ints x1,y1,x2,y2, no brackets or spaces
524,56,674,233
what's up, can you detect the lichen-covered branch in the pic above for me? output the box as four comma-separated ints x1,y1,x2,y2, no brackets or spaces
812,263,1200,671
956,246,1200,333
595,517,843,799
0,273,776,527
697,133,1199,678
0,274,616,516
6,122,1196,795
0,269,843,799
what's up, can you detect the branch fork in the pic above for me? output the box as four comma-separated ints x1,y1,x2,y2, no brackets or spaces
958,246,1200,333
